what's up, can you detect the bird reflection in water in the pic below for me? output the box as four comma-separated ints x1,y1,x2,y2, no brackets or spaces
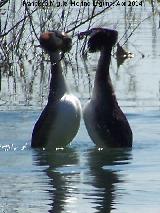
32,147,78,213
87,147,132,213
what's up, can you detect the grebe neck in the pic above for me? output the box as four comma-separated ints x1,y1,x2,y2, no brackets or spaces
92,48,116,107
48,51,68,103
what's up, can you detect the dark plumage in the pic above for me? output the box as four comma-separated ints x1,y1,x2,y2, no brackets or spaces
81,28,133,148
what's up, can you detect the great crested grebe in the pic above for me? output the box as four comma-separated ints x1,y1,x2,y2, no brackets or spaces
31,30,81,149
79,28,133,148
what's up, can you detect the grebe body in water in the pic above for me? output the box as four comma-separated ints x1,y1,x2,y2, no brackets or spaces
80,28,133,148
31,31,81,149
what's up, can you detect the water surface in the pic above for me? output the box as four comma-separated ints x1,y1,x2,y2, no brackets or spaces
0,109,160,213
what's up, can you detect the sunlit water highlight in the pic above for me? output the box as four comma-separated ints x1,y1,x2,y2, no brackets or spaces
0,109,160,213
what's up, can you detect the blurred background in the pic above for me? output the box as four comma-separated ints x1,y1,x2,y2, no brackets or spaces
0,0,160,110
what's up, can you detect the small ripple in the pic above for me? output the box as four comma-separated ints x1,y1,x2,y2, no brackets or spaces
0,143,30,152
54,165,89,175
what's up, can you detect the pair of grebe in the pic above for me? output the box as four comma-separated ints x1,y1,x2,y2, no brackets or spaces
31,28,132,149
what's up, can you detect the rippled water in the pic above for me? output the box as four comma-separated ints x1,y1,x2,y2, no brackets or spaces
1,1,160,213
0,109,160,213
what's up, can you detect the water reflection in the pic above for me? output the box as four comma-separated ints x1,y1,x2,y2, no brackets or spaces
87,148,132,213
33,147,78,213
33,145,132,213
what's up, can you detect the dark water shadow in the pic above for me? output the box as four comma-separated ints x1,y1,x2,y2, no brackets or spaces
32,147,78,213
87,147,132,213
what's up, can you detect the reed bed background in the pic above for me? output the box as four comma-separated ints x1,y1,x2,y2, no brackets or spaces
0,0,159,108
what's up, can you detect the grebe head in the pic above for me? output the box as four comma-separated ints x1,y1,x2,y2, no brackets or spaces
40,30,72,53
88,28,118,52
79,28,118,52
